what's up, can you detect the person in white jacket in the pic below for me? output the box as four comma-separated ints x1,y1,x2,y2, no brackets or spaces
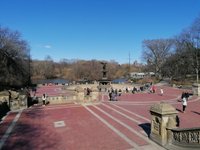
182,96,187,113
160,88,164,96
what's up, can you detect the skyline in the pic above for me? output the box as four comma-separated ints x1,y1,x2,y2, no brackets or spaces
0,0,200,64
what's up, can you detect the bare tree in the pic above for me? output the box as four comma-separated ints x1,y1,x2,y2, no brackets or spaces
189,16,200,83
43,55,55,79
142,39,174,78
0,26,30,87
31,59,139,81
173,15,200,83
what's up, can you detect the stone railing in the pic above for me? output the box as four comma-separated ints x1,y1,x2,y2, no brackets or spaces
10,95,27,110
0,94,27,111
41,95,76,104
166,127,200,150
38,91,100,104
150,102,200,150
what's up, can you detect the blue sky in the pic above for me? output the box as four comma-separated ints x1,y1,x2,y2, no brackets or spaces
0,0,200,64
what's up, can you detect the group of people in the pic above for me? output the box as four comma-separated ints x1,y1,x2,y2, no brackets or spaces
84,88,92,96
108,88,122,101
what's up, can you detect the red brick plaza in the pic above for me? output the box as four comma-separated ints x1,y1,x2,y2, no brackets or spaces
0,85,200,150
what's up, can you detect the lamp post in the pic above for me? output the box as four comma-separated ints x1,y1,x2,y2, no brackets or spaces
27,49,31,87
195,39,199,84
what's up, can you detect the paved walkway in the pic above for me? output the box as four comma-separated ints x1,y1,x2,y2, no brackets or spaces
0,85,200,150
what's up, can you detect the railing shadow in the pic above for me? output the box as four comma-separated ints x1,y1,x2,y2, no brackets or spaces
0,102,10,121
139,123,151,137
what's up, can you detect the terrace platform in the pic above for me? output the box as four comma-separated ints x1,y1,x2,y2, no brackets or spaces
0,85,200,150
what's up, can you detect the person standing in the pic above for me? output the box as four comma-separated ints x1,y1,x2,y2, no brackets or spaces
182,96,187,113
27,93,32,108
185,91,190,100
160,88,164,96
152,85,156,93
108,90,112,101
42,94,46,106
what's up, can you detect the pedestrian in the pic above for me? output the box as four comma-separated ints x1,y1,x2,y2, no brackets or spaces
32,94,38,105
181,91,185,100
182,95,187,113
118,89,122,96
27,93,32,108
160,88,163,96
115,89,118,96
109,91,112,101
185,91,190,100
86,88,91,96
152,85,156,93
42,94,46,106
111,91,117,101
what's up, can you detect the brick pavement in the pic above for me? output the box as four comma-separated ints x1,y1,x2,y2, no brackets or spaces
0,85,199,150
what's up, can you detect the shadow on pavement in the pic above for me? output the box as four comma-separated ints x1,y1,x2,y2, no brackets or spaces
191,111,200,115
176,108,182,113
2,107,62,150
139,123,151,137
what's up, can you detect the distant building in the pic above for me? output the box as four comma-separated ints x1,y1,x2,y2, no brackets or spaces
112,78,128,84
130,72,155,79
32,79,70,86
148,72,155,77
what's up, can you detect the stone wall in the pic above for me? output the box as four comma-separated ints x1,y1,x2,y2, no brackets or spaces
0,91,27,111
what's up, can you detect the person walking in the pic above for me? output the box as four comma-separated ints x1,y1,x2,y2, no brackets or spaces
182,95,187,113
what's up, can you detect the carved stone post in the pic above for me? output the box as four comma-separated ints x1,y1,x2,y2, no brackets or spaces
192,83,200,96
150,102,178,146
75,86,84,102
90,87,99,102
166,116,178,144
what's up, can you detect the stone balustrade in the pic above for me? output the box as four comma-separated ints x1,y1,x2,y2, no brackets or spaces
150,102,200,150
166,127,200,150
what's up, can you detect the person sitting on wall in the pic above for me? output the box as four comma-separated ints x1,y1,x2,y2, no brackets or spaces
86,88,91,96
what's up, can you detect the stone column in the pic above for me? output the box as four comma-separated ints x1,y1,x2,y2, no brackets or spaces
150,102,178,146
192,83,200,96
90,91,98,102
75,86,84,103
